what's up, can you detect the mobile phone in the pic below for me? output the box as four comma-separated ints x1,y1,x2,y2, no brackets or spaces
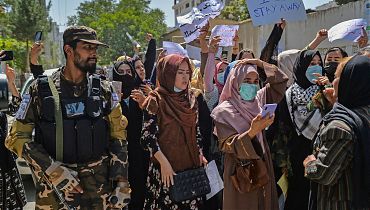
261,103,277,118
0,50,14,61
34,31,43,43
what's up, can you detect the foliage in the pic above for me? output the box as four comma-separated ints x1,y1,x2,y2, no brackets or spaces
0,38,27,71
68,0,167,65
220,0,249,21
1,0,51,73
8,0,51,42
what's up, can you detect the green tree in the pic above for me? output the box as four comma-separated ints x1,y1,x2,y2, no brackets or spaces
335,0,359,5
0,0,15,36
220,0,249,21
0,38,27,71
67,0,116,26
9,0,51,42
7,0,51,72
69,0,167,65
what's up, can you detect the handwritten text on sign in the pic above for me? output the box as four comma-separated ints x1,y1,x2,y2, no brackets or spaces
177,0,223,25
246,0,307,26
328,19,367,42
178,0,224,43
211,25,239,47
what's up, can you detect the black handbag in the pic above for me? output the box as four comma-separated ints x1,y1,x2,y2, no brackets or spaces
169,167,211,202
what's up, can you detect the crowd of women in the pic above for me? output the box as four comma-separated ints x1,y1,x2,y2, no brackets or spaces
1,19,370,210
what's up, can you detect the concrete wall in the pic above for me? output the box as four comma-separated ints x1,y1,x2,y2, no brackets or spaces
238,0,365,57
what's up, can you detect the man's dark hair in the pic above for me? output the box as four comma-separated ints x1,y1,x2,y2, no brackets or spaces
63,40,79,58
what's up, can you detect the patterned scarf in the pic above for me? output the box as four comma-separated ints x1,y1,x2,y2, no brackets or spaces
286,83,322,140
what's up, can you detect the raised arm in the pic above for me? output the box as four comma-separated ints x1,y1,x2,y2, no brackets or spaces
259,19,286,64
306,29,328,50
144,33,157,79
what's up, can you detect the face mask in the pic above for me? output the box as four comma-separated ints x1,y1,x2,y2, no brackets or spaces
173,86,183,93
239,83,259,101
324,62,338,82
306,65,323,84
217,72,225,85
113,71,135,99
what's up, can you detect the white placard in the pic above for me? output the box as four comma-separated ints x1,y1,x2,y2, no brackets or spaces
205,160,224,200
211,25,239,47
177,0,224,25
178,0,224,43
246,0,307,26
328,19,367,42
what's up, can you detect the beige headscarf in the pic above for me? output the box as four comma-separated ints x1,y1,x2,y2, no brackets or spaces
278,49,300,87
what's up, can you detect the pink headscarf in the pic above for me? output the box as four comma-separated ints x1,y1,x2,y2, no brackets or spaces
214,61,228,94
211,64,266,152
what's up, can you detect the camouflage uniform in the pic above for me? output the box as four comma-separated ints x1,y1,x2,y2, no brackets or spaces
5,69,129,210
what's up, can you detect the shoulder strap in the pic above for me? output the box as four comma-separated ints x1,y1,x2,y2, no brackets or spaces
47,77,63,161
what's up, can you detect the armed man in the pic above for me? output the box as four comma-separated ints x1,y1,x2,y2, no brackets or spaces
5,26,131,210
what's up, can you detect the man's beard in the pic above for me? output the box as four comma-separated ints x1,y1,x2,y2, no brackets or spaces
74,51,97,74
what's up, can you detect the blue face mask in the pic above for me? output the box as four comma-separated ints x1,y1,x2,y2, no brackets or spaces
173,86,183,93
239,83,259,101
306,65,323,84
217,72,225,85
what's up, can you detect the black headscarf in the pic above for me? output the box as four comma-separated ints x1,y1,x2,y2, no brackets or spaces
293,50,324,89
323,55,370,208
338,55,370,109
113,59,136,99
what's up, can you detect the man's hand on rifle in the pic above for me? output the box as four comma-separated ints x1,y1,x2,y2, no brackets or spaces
45,161,83,194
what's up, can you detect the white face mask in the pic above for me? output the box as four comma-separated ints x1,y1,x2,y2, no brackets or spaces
173,86,183,93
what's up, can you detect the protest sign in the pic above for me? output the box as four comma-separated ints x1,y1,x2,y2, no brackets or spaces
163,41,188,57
211,25,239,47
178,0,224,43
177,0,224,25
206,160,224,200
246,0,307,26
328,19,367,42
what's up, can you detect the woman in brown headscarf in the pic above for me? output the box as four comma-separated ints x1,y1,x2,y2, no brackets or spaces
141,54,206,210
